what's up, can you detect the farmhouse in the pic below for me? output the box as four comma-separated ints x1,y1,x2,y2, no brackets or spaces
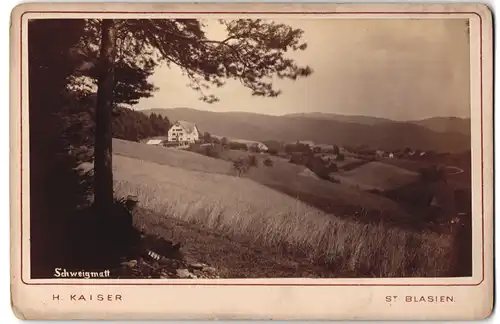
211,135,268,152
167,120,200,145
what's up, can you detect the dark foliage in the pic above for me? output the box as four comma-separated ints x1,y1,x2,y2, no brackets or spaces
112,109,170,142
263,157,274,167
229,141,248,151
202,131,212,143
247,155,258,167
75,18,312,104
289,152,309,165
333,145,340,155
66,197,143,270
267,148,278,155
419,165,447,183
306,156,331,180
262,140,282,153
28,19,90,277
326,161,338,172
232,158,249,176
285,142,311,153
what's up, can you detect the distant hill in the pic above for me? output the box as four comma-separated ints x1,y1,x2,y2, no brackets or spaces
140,108,470,153
284,112,394,125
411,117,470,136
287,112,470,136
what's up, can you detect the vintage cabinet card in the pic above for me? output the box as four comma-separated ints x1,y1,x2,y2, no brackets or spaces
10,2,493,320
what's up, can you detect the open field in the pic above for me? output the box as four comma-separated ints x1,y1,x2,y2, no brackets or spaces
382,155,471,189
113,153,457,277
332,161,420,192
243,160,415,223
114,139,415,223
113,138,231,175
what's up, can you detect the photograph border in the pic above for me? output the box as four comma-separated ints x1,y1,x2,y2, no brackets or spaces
16,8,487,287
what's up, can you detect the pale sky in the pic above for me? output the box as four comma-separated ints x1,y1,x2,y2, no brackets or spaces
134,18,471,121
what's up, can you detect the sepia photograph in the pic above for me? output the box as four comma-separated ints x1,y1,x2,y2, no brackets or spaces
10,2,494,320
28,16,474,280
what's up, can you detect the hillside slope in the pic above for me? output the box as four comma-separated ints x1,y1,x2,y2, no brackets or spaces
112,150,455,277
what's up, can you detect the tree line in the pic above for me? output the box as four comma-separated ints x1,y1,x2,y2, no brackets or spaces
112,110,171,142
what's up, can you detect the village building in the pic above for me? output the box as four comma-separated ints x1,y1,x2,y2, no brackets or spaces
297,140,315,147
247,142,269,152
312,144,335,153
167,120,200,145
211,135,268,152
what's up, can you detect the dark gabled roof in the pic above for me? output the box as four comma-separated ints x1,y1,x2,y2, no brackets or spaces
172,120,198,134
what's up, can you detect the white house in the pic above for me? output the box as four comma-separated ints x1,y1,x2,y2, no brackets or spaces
167,120,200,145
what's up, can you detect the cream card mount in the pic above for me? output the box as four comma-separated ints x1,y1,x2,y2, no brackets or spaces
10,2,493,320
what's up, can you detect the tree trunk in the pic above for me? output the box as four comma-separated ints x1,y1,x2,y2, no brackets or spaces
94,19,117,212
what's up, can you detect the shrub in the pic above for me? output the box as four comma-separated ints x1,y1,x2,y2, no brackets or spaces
419,165,447,183
285,142,310,153
247,155,258,167
327,162,338,172
229,142,247,151
290,152,310,165
267,148,278,155
232,158,249,176
263,157,274,167
249,144,260,153
306,156,330,180
333,145,340,155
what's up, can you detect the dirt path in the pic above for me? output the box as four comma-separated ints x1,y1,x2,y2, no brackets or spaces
444,166,464,175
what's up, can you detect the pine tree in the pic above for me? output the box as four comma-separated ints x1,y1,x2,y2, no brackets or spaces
74,18,313,214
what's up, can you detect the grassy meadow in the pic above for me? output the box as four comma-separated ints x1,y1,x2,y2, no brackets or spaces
332,161,420,192
113,139,414,223
112,141,457,277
